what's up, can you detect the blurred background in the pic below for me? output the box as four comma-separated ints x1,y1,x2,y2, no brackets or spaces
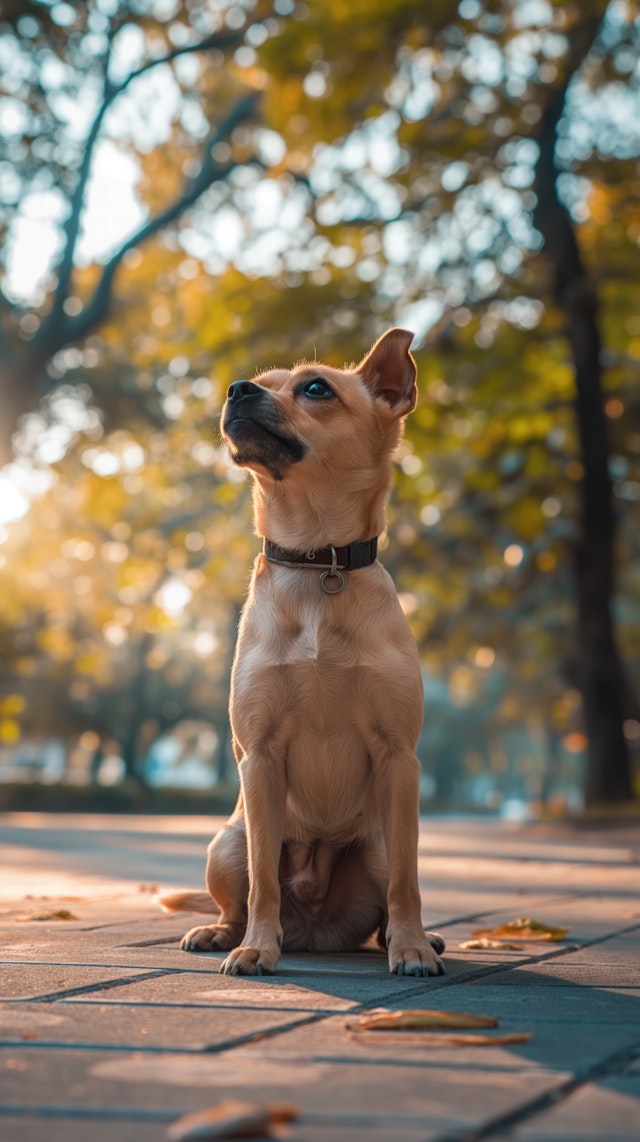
0,0,639,817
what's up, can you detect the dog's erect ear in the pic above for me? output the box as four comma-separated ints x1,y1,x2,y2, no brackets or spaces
356,328,417,415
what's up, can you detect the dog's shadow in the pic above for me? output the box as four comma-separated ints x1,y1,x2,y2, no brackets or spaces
192,941,640,1107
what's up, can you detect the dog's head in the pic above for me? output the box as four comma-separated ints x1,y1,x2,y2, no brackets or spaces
220,328,417,545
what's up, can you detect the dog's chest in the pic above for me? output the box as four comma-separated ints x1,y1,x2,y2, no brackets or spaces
241,584,374,671
281,604,362,668
231,572,422,840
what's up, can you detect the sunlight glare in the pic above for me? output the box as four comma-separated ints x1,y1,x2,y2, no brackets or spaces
0,477,28,524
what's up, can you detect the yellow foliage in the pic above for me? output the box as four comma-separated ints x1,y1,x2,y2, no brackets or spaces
0,719,21,744
0,694,26,716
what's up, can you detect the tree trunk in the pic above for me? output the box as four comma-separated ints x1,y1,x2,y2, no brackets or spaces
119,634,155,786
0,353,49,461
534,74,633,805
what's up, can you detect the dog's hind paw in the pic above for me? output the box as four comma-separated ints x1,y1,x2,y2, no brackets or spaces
425,930,446,956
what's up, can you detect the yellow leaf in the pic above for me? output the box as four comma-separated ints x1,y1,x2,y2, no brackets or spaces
460,939,522,950
346,1010,498,1032
167,1101,298,1141
471,917,570,942
16,909,79,922
349,1030,533,1048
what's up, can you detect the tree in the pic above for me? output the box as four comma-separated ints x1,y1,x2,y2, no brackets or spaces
0,360,256,779
254,0,640,804
532,12,632,801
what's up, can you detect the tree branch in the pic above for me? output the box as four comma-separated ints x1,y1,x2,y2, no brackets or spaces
34,26,246,356
60,90,260,348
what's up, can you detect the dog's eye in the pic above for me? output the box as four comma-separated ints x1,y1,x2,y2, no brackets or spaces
301,378,335,400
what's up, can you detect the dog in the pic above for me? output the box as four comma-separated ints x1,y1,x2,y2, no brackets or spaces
161,328,445,977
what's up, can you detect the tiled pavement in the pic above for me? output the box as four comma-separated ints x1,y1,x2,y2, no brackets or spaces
0,812,639,1141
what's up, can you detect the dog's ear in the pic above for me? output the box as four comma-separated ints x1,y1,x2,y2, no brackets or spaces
356,328,417,415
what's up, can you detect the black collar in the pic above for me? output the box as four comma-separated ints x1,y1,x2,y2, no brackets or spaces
263,537,378,572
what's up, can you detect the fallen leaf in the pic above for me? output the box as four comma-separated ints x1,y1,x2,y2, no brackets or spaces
346,1009,498,1032
167,1100,298,1140
15,909,79,923
471,917,569,942
349,1030,533,1048
460,939,522,950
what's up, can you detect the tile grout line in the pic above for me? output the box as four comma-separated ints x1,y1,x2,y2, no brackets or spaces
3,1036,640,1131
6,918,639,1012
24,968,175,1003
3,919,634,1061
431,1035,640,1142
0,918,638,1132
349,919,640,1010
0,1010,324,1057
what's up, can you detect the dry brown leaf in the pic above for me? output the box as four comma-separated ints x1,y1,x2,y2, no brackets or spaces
460,938,522,950
471,917,569,942
349,1030,533,1048
167,1100,298,1140
346,1009,498,1032
15,909,79,923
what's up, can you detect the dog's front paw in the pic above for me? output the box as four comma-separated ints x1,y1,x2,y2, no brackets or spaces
220,945,280,976
181,923,243,953
388,930,446,977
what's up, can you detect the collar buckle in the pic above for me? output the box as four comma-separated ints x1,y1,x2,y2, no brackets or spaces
263,537,378,592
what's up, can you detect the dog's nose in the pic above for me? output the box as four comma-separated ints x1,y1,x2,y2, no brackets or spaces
227,380,262,403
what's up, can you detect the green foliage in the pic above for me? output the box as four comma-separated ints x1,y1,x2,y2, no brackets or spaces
1,0,639,804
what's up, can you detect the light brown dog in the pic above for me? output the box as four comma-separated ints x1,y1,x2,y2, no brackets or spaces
162,328,445,976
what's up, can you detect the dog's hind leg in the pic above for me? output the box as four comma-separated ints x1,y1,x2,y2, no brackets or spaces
181,819,248,953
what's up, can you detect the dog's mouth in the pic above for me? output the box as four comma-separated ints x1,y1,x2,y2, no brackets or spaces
222,408,306,480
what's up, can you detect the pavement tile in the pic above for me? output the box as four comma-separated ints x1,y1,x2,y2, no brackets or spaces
513,1075,640,1141
427,979,640,1026
0,930,219,974
0,1115,441,1142
437,897,640,954
1,813,639,1142
71,972,361,1011
0,1035,570,1135
540,931,640,968
86,1048,569,1130
204,1001,640,1077
63,958,445,1009
481,962,640,989
0,1116,169,1142
0,964,162,1002
0,999,309,1050
61,949,544,1009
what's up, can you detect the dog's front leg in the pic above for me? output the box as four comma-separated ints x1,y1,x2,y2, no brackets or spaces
220,755,285,976
376,751,445,977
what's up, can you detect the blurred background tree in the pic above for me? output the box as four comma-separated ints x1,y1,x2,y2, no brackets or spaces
0,0,639,811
